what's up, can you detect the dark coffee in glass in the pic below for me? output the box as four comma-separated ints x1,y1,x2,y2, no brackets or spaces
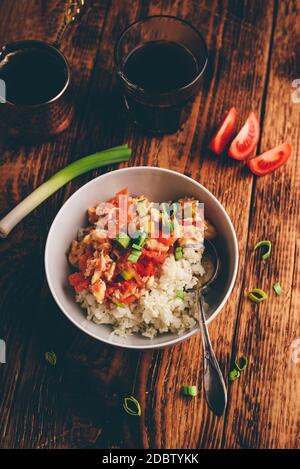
115,16,208,134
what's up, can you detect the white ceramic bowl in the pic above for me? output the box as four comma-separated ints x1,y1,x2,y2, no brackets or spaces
45,167,238,349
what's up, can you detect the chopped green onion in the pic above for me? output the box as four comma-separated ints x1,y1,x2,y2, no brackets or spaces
131,243,142,251
181,385,197,397
132,231,148,246
254,240,272,260
175,247,183,260
248,288,268,303
176,290,185,300
229,355,248,382
137,232,148,246
273,282,283,296
235,356,248,372
115,232,131,249
0,144,131,238
45,351,57,366
113,300,126,308
128,249,142,262
123,396,141,416
229,368,240,382
120,270,133,281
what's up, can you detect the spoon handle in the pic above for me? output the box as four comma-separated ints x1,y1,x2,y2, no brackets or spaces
54,0,87,48
197,292,227,416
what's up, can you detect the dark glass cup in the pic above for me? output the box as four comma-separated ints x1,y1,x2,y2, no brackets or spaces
0,40,73,141
114,15,208,134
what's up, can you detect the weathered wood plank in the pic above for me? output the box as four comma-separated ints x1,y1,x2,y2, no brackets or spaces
222,0,300,449
0,0,112,448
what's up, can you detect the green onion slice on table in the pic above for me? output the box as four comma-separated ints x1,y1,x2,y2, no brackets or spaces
273,282,283,296
123,396,141,416
181,385,198,397
0,144,131,238
248,288,268,303
45,351,57,366
229,368,240,382
229,356,248,382
254,240,272,260
235,355,248,372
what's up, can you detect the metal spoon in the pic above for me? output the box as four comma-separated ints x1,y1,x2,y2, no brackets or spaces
195,239,227,416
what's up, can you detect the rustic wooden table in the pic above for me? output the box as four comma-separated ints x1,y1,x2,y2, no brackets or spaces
0,0,299,449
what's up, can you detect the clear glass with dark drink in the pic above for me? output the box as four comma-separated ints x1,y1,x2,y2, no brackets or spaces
114,15,208,134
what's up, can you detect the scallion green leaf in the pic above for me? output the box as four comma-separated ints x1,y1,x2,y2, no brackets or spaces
273,282,283,296
128,249,142,262
229,368,240,382
235,355,248,372
115,232,131,249
175,247,183,260
181,385,197,397
254,240,272,260
248,288,268,303
113,300,126,308
120,270,133,281
0,144,131,238
123,396,141,416
176,290,185,300
45,351,57,366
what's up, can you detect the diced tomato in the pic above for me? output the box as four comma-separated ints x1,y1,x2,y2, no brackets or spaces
228,112,260,160
136,259,156,277
68,272,89,292
78,254,89,271
209,107,237,155
157,236,176,246
247,143,292,176
142,250,168,264
121,295,138,304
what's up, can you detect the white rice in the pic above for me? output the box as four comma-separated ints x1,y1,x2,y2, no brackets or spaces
76,247,205,338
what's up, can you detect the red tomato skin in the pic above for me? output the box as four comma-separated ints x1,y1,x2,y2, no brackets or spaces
228,112,260,160
209,107,237,155
247,143,292,176
141,250,167,264
68,272,89,293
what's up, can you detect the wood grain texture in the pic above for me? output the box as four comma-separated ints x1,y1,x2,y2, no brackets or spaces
0,0,299,449
223,0,300,449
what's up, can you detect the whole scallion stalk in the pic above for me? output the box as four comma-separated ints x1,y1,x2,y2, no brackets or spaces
0,144,131,238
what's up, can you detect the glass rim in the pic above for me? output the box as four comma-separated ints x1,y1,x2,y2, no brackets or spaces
114,15,208,98
0,39,71,108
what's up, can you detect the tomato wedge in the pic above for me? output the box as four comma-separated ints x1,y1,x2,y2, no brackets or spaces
209,107,236,155
228,112,260,160
247,143,292,176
